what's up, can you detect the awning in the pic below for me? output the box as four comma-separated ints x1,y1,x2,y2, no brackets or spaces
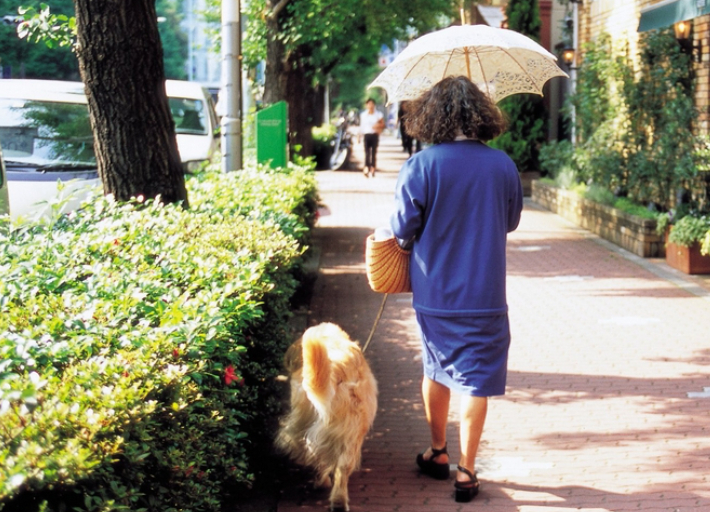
476,5,505,28
638,0,710,32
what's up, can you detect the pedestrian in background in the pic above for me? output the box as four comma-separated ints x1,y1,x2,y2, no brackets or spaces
390,76,523,503
359,98,385,178
397,101,421,157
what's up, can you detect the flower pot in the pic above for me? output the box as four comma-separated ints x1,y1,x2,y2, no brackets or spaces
665,238,710,274
313,144,334,170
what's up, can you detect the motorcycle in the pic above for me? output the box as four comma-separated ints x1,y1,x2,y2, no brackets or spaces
329,116,352,170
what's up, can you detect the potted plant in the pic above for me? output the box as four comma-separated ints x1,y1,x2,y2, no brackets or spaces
657,211,710,274
312,123,337,170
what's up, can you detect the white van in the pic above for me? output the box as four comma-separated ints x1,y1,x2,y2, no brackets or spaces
165,79,220,171
0,80,100,219
0,79,219,219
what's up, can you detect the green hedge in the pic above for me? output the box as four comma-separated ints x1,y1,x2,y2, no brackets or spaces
0,164,318,512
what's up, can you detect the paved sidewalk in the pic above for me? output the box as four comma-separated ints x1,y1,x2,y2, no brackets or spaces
278,134,710,512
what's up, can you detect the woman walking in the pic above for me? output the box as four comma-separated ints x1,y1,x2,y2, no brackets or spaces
390,76,523,502
359,98,385,177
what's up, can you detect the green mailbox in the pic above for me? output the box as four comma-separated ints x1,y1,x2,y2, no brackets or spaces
256,101,289,169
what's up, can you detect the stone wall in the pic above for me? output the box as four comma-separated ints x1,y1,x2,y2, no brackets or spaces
695,14,710,134
532,181,664,258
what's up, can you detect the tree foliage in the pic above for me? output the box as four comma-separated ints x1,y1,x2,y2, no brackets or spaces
157,0,188,80
570,33,617,142
4,0,187,80
0,0,79,79
490,0,547,172
206,0,456,155
571,29,698,210
265,0,452,83
505,0,540,36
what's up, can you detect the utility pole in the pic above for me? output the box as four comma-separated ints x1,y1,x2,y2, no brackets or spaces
570,0,579,146
187,0,195,81
221,0,242,172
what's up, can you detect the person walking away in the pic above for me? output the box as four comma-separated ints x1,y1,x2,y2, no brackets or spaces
397,101,421,156
390,76,523,503
359,98,385,177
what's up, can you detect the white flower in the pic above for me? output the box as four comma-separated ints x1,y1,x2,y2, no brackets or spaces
9,474,25,489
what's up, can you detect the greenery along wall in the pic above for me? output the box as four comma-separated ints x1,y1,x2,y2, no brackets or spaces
540,28,702,213
490,0,548,173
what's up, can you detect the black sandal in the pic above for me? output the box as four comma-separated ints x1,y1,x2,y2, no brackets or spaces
454,465,480,503
416,444,450,480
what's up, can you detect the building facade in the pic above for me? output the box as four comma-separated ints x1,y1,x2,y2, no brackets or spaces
463,0,571,140
578,0,710,133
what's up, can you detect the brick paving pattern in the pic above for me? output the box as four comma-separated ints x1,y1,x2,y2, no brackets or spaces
277,134,710,512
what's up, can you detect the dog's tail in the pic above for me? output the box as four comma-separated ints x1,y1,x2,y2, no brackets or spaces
301,324,337,417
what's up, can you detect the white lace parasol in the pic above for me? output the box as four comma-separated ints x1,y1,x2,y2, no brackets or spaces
369,25,568,104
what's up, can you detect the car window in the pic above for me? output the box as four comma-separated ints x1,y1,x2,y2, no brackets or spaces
0,91,213,170
170,97,208,135
0,99,96,166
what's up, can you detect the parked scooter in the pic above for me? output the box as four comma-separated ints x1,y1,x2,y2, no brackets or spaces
329,116,352,170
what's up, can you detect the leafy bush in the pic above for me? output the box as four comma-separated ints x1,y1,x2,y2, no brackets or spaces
188,164,318,247
612,198,658,220
311,124,338,170
541,29,700,219
491,94,547,172
583,183,615,206
622,29,696,210
538,140,574,180
570,33,618,143
0,163,318,512
491,0,547,173
702,229,710,256
539,179,656,220
666,214,710,247
312,124,337,145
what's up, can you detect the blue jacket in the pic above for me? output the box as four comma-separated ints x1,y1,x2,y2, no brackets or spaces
391,140,523,317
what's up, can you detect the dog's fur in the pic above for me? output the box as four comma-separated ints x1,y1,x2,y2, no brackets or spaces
276,323,378,511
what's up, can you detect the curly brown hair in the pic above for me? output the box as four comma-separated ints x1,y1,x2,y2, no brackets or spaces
404,76,506,144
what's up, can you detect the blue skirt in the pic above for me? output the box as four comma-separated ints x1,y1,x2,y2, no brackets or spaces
417,312,511,397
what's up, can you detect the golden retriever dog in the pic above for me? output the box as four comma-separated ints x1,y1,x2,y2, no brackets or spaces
277,322,378,512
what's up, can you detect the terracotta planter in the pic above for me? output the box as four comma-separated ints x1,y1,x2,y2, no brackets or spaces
665,237,710,274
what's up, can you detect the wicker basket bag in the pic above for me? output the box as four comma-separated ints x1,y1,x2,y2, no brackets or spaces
365,234,411,294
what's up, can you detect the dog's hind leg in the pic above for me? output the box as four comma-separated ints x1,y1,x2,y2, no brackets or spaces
313,468,332,489
329,457,356,512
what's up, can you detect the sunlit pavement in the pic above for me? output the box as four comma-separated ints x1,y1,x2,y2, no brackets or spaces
277,133,710,512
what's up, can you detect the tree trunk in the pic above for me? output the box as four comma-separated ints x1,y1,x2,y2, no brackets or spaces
263,2,318,157
284,56,316,157
263,5,286,106
73,0,188,206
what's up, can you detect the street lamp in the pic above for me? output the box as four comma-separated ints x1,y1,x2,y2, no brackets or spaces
674,20,691,40
674,20,701,62
561,47,576,68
